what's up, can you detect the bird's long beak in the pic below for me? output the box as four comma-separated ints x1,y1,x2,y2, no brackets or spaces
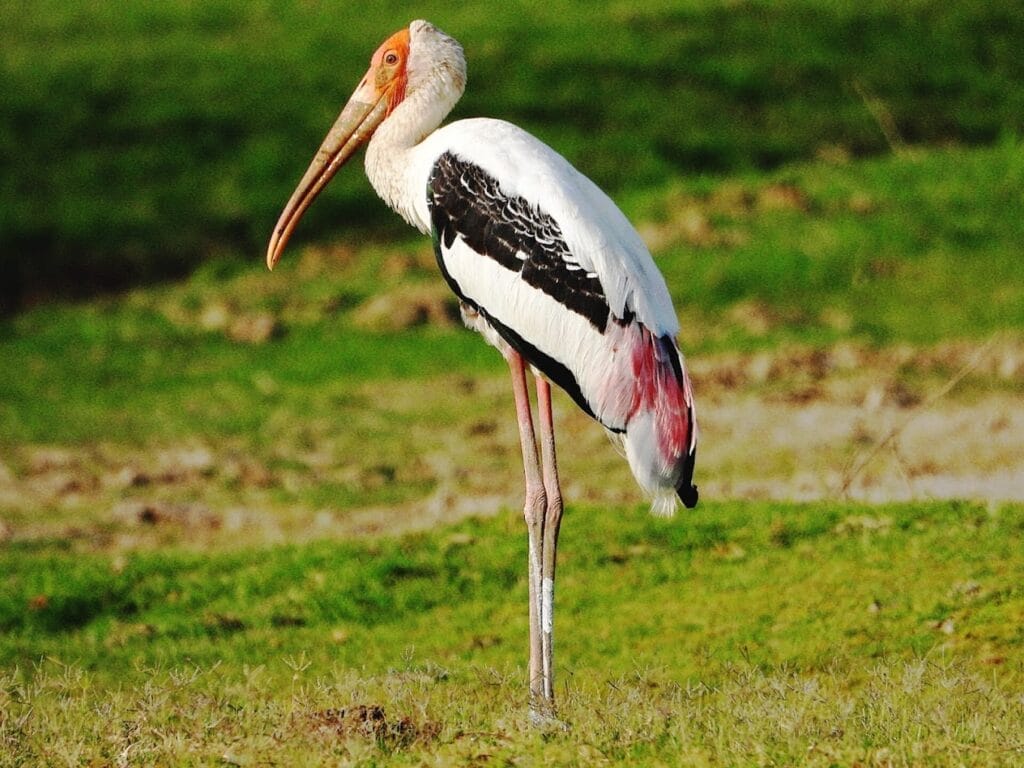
266,80,389,270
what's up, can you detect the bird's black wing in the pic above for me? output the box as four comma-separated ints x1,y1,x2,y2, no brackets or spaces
427,150,619,419
428,151,611,331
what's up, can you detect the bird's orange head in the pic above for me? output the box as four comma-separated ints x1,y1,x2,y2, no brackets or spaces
365,28,410,116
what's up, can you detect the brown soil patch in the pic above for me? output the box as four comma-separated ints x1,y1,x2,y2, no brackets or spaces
305,705,441,749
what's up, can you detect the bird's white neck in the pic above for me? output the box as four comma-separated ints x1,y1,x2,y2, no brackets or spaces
364,77,461,233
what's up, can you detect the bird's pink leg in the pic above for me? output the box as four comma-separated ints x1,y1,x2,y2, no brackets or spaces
535,376,564,707
505,350,547,715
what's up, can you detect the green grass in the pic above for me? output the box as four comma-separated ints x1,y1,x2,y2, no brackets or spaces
2,500,1022,764
1,142,1020,449
2,0,1023,304
644,140,1024,347
0,302,495,444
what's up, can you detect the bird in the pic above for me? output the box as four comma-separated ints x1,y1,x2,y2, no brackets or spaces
266,19,698,722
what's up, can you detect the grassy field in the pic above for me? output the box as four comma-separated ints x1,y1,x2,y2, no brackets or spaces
2,501,1022,764
2,1,1024,763
1,140,1023,762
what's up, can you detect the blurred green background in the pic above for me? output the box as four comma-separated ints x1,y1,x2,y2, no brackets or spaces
2,0,1022,310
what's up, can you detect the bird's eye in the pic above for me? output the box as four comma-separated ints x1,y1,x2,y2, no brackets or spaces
384,51,399,65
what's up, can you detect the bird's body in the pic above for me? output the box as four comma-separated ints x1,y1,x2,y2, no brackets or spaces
368,115,698,513
267,20,698,721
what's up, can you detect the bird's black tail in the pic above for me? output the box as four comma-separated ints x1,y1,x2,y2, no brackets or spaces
676,447,698,509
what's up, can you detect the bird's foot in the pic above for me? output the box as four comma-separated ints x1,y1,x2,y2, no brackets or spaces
528,704,570,733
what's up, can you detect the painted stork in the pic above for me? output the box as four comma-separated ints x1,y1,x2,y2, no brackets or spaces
266,20,698,721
